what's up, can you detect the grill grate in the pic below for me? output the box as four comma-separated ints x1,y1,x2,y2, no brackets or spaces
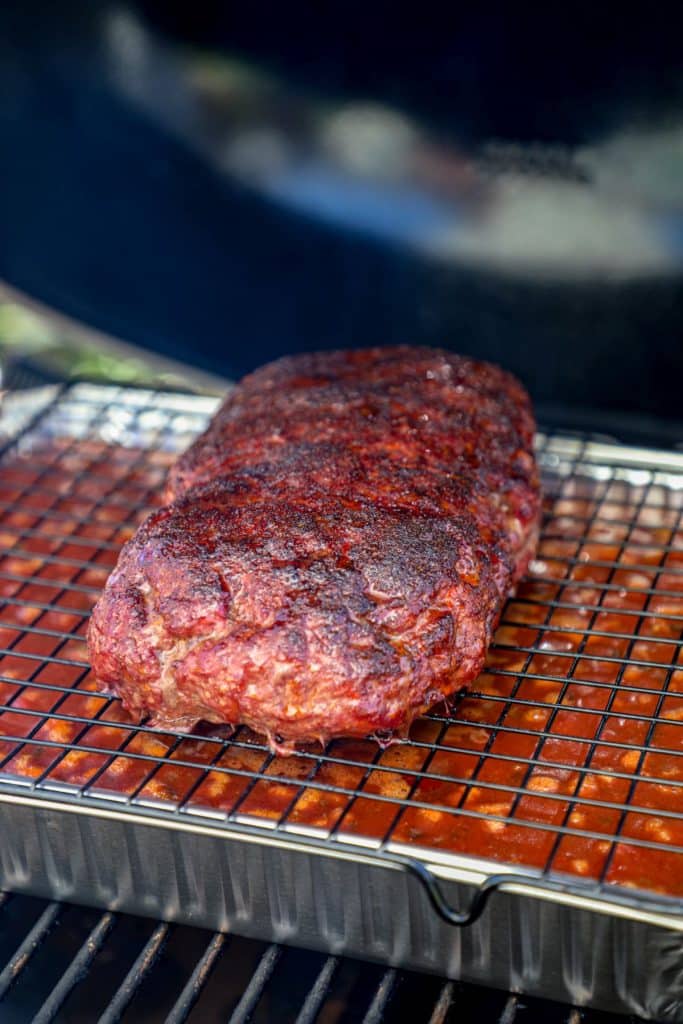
0,892,641,1023
0,384,682,909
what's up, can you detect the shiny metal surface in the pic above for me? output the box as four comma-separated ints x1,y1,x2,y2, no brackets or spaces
0,384,681,1018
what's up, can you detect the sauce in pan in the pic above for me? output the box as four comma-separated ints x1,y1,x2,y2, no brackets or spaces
0,439,681,899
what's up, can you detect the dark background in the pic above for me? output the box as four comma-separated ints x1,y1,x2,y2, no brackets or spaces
135,4,683,144
1,1,682,429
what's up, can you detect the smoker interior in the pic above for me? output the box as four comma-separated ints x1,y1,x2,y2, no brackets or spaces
0,891,644,1024
0,383,681,1021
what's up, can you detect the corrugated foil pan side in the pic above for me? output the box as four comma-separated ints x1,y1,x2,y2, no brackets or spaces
0,797,681,1021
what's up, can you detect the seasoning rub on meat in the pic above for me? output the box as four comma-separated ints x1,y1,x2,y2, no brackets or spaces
88,347,540,752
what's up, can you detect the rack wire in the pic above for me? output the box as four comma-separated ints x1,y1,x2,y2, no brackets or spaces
0,383,681,906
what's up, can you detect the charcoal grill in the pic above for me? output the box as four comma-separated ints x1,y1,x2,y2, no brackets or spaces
0,383,681,1022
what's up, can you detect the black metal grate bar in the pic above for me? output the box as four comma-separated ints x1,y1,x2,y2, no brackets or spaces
0,892,647,1022
427,980,455,1024
0,901,61,999
362,967,399,1024
32,911,115,1024
165,931,227,1024
227,943,281,1024
498,995,521,1024
96,921,170,1024
294,955,339,1024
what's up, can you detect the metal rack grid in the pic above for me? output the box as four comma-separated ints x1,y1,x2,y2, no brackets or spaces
0,383,682,916
0,891,634,1023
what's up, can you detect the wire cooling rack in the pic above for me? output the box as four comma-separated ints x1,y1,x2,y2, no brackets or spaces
0,383,681,910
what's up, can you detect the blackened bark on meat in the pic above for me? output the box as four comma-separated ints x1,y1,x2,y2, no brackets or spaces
88,347,540,751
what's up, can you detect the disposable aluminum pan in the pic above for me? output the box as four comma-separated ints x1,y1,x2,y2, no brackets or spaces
0,383,681,1020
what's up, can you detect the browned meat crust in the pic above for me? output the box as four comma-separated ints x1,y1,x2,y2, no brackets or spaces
88,347,540,751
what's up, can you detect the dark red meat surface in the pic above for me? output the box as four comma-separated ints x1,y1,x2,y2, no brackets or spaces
88,347,540,750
